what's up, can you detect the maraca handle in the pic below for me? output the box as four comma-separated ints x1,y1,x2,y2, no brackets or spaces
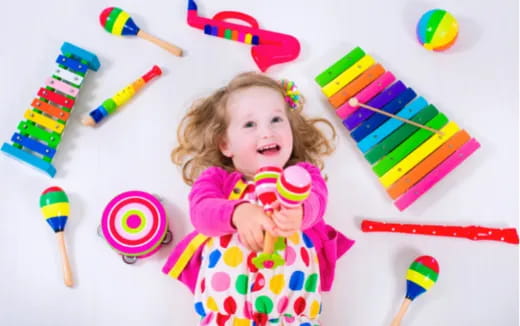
56,232,73,287
390,298,411,326
137,30,183,57
263,211,276,254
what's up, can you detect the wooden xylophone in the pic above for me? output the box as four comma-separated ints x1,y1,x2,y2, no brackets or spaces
1,42,100,177
315,47,480,210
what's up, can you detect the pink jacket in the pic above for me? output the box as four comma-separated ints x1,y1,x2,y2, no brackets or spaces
162,162,355,292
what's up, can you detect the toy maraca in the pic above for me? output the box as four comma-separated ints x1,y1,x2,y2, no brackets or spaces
391,255,439,326
253,166,282,254
100,7,183,57
40,186,73,287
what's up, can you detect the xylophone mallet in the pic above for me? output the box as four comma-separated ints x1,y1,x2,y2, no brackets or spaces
348,97,443,136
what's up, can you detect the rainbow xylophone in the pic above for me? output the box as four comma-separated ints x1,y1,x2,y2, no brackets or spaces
315,47,480,210
1,42,100,177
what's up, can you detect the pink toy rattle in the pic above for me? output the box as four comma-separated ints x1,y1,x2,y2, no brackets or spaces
99,190,172,264
252,166,311,269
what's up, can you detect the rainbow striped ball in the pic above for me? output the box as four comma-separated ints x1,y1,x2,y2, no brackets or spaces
416,9,458,51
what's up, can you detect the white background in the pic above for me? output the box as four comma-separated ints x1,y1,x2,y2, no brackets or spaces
0,0,518,325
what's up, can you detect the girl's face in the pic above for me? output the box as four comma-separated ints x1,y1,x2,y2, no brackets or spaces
219,86,294,180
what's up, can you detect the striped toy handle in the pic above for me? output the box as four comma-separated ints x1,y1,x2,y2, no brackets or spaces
212,11,259,29
361,220,519,244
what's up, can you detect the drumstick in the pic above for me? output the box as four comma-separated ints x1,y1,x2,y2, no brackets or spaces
361,219,519,244
348,97,443,136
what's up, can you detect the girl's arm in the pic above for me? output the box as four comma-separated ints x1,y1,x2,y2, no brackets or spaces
297,162,328,230
188,167,245,236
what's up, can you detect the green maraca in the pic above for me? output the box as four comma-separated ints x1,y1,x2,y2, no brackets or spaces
40,186,73,287
99,7,183,57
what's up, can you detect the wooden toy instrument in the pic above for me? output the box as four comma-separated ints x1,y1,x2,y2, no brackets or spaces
187,0,300,72
361,219,519,244
40,186,74,287
82,65,162,126
100,7,183,57
1,42,100,177
315,47,480,210
391,255,439,326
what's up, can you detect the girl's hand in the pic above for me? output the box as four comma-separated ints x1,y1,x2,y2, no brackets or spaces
232,203,276,252
271,203,303,236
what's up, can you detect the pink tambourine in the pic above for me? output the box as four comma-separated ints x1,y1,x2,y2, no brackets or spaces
99,190,172,264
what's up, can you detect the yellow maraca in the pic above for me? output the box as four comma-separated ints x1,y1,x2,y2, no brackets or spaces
100,7,183,57
40,186,73,287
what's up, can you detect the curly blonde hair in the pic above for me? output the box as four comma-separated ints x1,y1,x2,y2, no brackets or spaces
172,72,336,185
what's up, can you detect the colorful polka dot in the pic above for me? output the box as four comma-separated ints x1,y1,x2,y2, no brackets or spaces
269,274,285,295
305,273,318,292
277,295,289,313
284,246,296,266
302,233,314,248
300,247,310,267
211,272,230,292
293,296,306,315
223,246,243,267
206,296,218,312
288,232,300,245
224,296,237,314
233,317,250,326
200,277,206,293
208,249,221,268
289,271,304,290
235,274,249,295
309,300,321,319
220,234,232,248
194,301,206,317
255,296,274,314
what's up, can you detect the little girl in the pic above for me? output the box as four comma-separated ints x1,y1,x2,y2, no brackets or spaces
162,72,354,326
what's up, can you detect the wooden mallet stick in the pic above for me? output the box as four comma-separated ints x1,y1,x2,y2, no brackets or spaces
348,98,443,136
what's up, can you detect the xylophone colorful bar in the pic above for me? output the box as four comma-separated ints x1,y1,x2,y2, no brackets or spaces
1,42,100,177
315,47,480,210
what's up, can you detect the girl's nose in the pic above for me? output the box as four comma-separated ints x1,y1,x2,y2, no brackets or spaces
259,124,274,138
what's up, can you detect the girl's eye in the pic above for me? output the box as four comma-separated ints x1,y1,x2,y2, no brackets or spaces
272,116,283,123
244,121,255,128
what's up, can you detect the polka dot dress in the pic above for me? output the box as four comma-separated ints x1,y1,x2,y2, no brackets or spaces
194,231,321,326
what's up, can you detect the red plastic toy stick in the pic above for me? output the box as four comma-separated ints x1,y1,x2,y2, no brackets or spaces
361,220,519,244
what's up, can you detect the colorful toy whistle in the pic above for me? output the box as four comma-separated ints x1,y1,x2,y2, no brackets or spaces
82,65,162,126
